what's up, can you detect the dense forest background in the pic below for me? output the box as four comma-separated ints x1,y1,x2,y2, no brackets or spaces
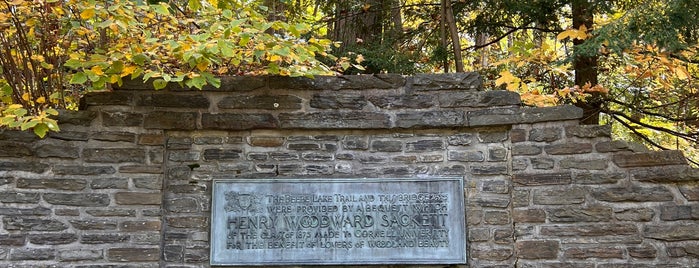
260,0,699,165
1,0,697,165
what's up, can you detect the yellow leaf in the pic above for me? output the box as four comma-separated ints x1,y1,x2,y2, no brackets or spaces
22,93,30,101
676,66,690,80
269,55,282,62
495,70,521,91
120,66,136,77
196,61,208,71
80,8,96,20
91,65,104,76
36,97,46,104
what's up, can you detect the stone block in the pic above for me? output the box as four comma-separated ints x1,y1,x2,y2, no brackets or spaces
481,180,509,194
0,234,26,246
133,177,163,190
248,136,284,147
202,113,278,130
547,206,613,222
203,149,241,160
591,186,674,202
406,139,443,152
166,216,208,228
469,247,513,261
438,90,520,108
83,91,133,106
0,192,40,203
513,209,546,223
310,94,366,109
488,147,507,162
81,234,130,244
9,248,55,261
533,188,585,205
287,143,321,150
56,110,96,126
471,164,508,175
596,140,634,153
512,144,542,156
90,131,136,142
166,197,200,213
518,105,584,123
48,130,89,141
484,210,510,225
168,151,200,162
564,246,623,259
614,208,655,221
108,248,160,262
86,209,137,217
565,124,611,138
120,220,162,232
631,165,699,183
70,219,118,230
447,133,473,146
474,197,511,208
574,172,625,184
371,140,402,152
115,192,162,205
680,185,699,201
280,112,391,129
368,94,434,109
544,143,593,155
302,152,334,161
28,233,78,245
0,141,32,156
613,150,687,167
220,94,302,110
101,111,143,127
513,172,571,186
269,152,300,161
58,249,103,261
138,134,166,145
409,72,482,91
559,158,608,170
510,129,526,143
396,111,466,128
52,165,115,175
0,206,50,216
119,165,163,174
35,142,81,158
529,128,562,142
137,92,209,108
448,150,484,162
540,223,637,236
83,148,146,163
167,137,192,149
144,111,197,130
660,205,699,221
3,217,68,231
44,193,110,207
517,240,559,259
531,158,555,169
17,178,87,191
627,246,657,258
342,136,369,150
468,228,490,242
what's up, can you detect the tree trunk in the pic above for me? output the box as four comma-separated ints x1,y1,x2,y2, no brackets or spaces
439,0,449,72
444,0,464,72
572,0,600,124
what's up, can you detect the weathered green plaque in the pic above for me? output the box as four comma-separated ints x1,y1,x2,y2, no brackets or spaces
210,178,466,265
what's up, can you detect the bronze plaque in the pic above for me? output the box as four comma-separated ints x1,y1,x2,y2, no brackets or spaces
210,178,466,265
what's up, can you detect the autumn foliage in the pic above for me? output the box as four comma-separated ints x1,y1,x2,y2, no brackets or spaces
0,0,343,137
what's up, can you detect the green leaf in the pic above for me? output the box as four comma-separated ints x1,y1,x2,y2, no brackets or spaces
33,123,49,138
70,72,88,84
153,79,167,90
152,3,170,15
64,59,82,69
133,53,149,65
187,76,207,89
20,120,38,131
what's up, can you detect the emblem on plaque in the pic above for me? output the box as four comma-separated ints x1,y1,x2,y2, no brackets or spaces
224,191,261,213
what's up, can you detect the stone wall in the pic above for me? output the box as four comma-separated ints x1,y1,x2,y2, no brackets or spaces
0,73,697,267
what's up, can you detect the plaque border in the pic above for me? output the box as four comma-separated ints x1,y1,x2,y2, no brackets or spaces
210,177,466,266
